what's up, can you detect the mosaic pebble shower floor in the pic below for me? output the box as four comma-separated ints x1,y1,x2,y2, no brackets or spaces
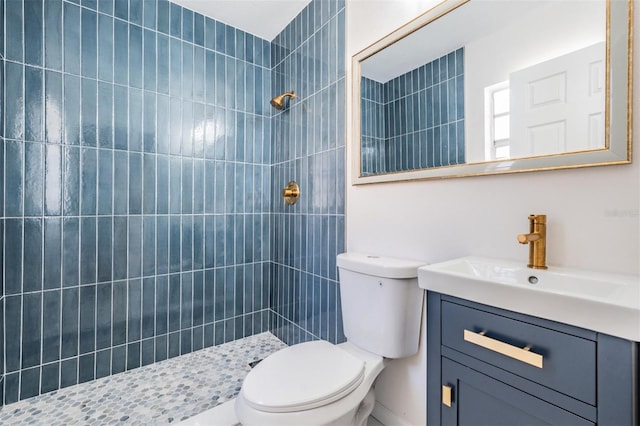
0,333,286,425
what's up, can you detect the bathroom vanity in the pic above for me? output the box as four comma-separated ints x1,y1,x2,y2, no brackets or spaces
418,257,640,425
426,292,639,425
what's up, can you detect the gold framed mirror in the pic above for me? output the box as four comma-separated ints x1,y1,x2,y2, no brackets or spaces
351,0,633,184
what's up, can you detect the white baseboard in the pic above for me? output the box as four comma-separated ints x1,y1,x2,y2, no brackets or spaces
371,402,414,426
176,399,240,426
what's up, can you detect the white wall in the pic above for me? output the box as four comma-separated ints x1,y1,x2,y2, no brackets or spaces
346,2,639,425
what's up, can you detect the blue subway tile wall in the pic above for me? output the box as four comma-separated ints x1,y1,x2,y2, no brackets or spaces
360,48,465,176
269,0,346,346
2,0,273,405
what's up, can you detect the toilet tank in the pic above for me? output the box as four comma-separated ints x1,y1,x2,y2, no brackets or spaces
337,253,425,359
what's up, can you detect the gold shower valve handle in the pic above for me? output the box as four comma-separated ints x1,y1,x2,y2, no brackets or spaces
282,181,300,205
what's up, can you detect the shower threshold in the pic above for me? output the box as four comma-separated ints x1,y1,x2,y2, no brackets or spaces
0,333,286,425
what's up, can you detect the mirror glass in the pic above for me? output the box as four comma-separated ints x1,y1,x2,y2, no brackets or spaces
352,0,632,183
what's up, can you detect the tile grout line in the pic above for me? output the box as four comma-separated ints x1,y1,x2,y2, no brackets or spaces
17,0,26,400
37,0,47,395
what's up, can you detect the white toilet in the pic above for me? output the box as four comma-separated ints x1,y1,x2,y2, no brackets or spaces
235,253,425,426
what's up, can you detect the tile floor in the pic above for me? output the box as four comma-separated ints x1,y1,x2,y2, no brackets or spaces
0,333,286,425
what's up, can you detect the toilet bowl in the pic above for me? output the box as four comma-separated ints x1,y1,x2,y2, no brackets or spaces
235,253,425,426
235,341,385,426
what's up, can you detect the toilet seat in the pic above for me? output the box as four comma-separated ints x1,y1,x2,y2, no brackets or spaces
241,341,365,413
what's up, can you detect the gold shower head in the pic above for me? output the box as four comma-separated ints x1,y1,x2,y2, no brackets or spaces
270,91,296,110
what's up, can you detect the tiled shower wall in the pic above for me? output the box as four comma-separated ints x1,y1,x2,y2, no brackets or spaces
269,0,346,346
1,0,273,405
360,48,465,175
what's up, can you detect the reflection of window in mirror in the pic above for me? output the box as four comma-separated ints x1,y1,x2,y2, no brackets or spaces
485,82,510,161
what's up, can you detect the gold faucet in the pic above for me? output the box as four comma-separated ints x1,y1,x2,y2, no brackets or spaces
517,214,547,269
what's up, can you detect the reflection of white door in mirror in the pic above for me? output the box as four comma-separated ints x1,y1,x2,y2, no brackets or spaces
510,43,605,158
352,0,632,184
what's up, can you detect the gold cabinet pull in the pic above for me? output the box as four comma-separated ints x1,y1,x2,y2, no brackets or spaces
463,329,543,368
442,385,453,407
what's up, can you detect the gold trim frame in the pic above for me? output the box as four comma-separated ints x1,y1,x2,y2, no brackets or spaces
351,0,633,184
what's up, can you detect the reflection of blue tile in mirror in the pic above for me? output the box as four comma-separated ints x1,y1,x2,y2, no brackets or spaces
114,0,128,20
129,24,143,88
361,47,466,176
143,0,156,30
113,20,129,85
157,0,170,34
144,29,157,91
360,77,387,175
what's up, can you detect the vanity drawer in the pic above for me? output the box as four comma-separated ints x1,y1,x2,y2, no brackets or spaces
441,301,596,405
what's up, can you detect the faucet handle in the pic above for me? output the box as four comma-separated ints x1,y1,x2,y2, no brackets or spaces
518,233,541,244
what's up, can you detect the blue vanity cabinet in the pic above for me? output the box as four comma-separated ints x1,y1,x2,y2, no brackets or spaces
427,292,639,425
441,357,594,425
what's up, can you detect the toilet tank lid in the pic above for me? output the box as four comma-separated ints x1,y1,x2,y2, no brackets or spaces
337,253,426,279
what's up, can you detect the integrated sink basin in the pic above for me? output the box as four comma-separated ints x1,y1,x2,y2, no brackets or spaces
418,257,640,341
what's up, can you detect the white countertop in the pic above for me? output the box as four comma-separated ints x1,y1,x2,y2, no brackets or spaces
418,256,640,342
